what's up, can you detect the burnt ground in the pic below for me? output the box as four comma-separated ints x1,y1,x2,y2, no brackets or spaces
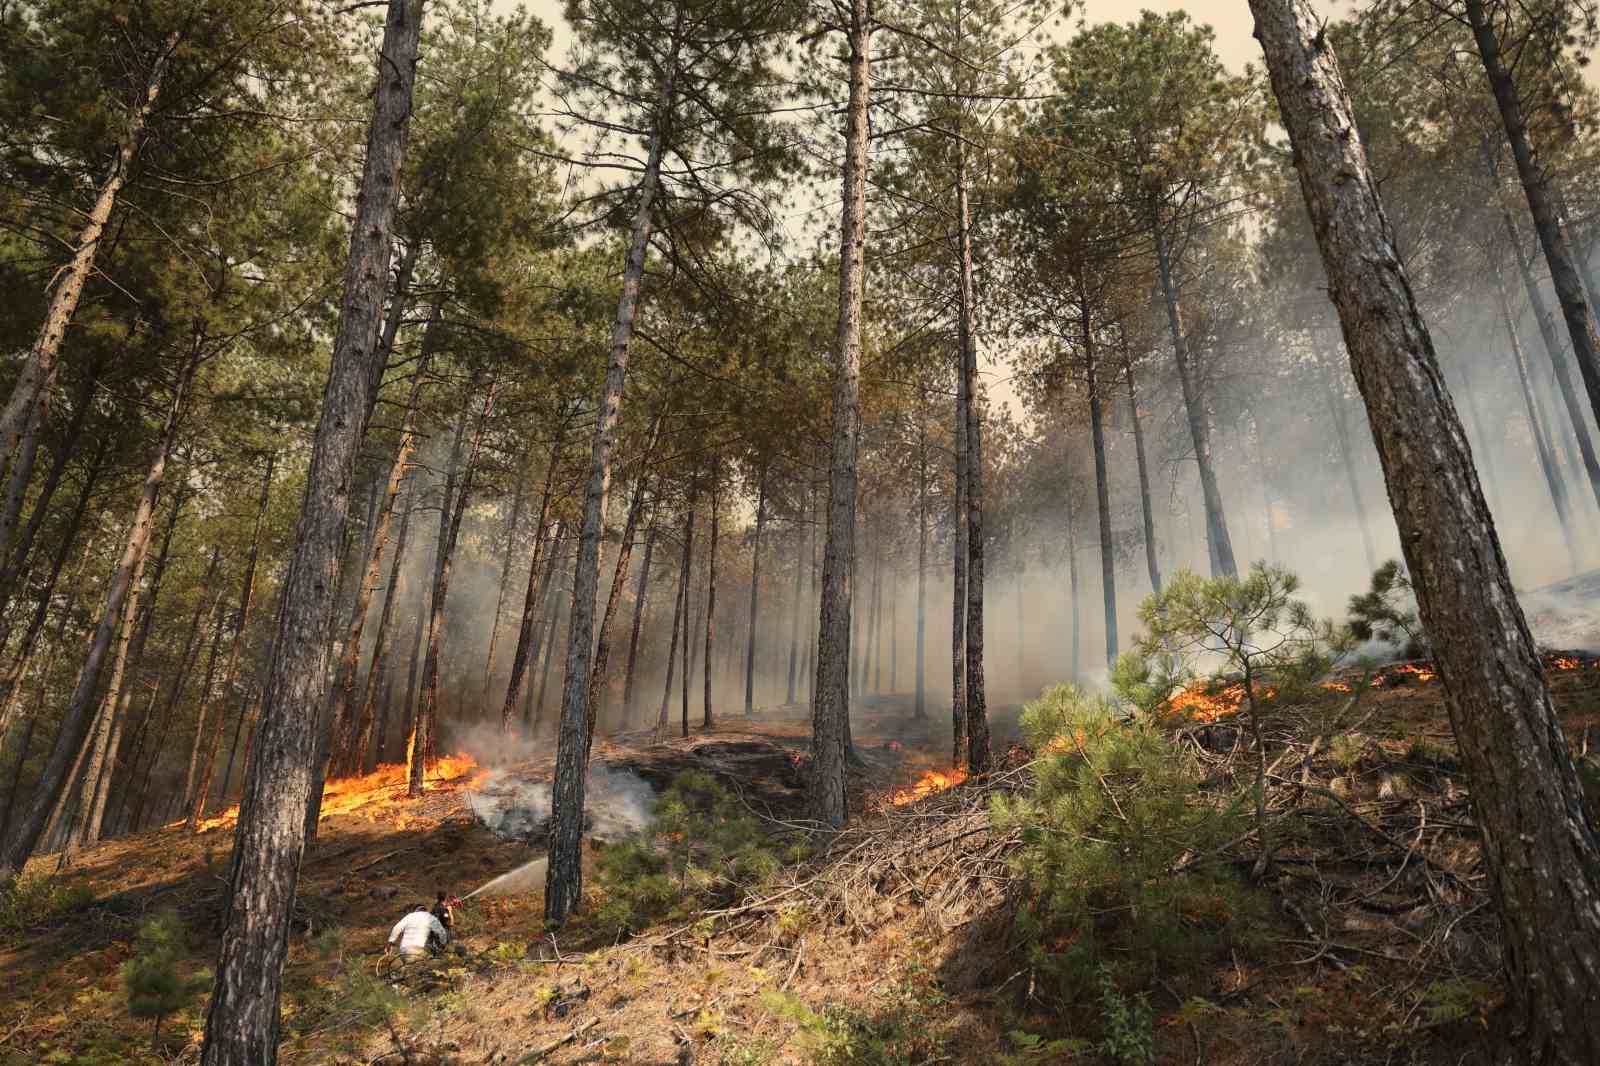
4,669,1600,1064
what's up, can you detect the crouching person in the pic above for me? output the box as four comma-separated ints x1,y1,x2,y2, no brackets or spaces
389,903,448,960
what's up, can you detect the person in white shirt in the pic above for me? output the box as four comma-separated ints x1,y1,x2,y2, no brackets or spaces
388,904,448,959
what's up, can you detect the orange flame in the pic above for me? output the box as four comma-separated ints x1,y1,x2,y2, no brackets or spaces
1161,682,1275,723
1320,680,1353,694
1371,663,1436,686
191,752,489,833
1551,656,1583,671
886,766,968,806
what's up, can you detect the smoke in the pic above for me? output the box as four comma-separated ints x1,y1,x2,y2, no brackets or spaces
466,765,656,845
443,718,545,768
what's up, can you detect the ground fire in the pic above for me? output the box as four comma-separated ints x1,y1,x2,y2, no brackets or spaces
885,766,969,807
191,754,489,833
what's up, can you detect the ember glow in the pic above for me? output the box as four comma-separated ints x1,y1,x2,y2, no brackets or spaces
1550,656,1583,671
886,766,968,806
190,753,489,832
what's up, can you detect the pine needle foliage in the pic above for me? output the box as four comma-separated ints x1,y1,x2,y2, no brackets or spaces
991,685,1263,1000
1347,559,1425,658
121,913,209,1045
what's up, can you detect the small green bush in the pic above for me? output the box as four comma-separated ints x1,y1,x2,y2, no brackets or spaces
762,975,949,1066
0,875,95,934
992,685,1264,1002
122,913,210,1045
591,771,809,938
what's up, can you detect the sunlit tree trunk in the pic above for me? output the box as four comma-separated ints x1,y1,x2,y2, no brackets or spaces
0,351,194,883
0,32,179,482
1252,4,1600,1059
200,2,424,1056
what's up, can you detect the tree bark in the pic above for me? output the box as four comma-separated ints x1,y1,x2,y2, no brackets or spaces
1466,0,1600,438
1082,285,1117,668
587,466,655,758
360,471,417,769
810,0,869,828
1493,261,1581,568
0,32,180,482
0,362,57,584
189,455,274,829
482,471,528,706
956,147,990,772
501,431,567,732
786,489,809,706
1251,4,1600,1059
331,354,429,772
544,29,680,921
1151,196,1236,578
1123,358,1162,594
1493,178,1600,511
407,382,496,798
1066,480,1081,680
622,506,657,719
0,350,193,882
679,478,700,738
744,468,767,717
654,540,686,743
702,479,720,728
201,1,423,1057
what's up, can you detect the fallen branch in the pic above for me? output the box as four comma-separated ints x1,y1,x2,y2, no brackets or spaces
514,1018,598,1064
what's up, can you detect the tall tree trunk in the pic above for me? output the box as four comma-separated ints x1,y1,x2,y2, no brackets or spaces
501,432,567,732
0,362,57,582
1151,196,1237,578
654,545,686,743
1123,358,1162,593
1066,483,1081,680
808,0,870,826
189,455,275,829
786,493,809,706
0,711,38,841
524,526,567,725
407,383,496,799
183,607,229,811
0,368,98,621
1494,263,1581,568
362,240,420,438
1466,0,1600,434
1082,287,1117,668
1494,181,1600,511
956,148,990,772
482,473,528,705
360,471,417,770
622,509,657,720
951,389,968,768
0,32,179,481
82,482,186,843
867,533,882,694
702,480,720,729
0,349,193,882
744,469,767,718
587,465,655,759
915,430,928,717
200,1,424,1057
0,437,107,738
1252,5,1600,1060
330,355,429,773
679,478,700,738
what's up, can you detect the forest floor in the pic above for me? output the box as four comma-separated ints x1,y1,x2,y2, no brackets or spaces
5,654,1600,1065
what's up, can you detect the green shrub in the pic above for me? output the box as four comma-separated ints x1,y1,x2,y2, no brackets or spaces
1096,967,1154,1064
591,771,809,938
1347,560,1425,658
122,913,210,1045
761,976,949,1066
0,875,95,934
992,686,1263,1002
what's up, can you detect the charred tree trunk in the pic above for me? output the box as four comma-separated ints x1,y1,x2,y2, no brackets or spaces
189,455,274,830
0,350,194,883
786,492,809,706
654,544,686,743
201,2,424,1057
956,154,990,773
1151,198,1236,578
1252,5,1600,1060
0,32,179,481
679,478,700,739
